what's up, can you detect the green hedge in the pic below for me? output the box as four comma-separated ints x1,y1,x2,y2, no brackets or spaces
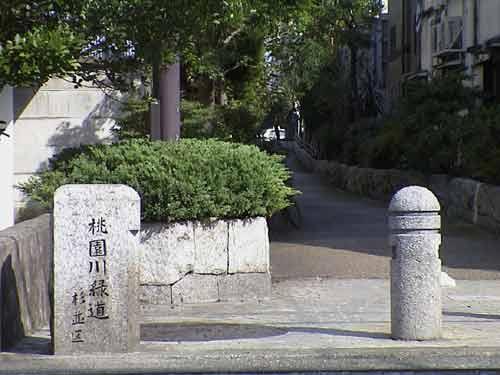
19,139,298,222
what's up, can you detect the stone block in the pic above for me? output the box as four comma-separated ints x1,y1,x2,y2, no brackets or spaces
228,218,269,273
53,185,140,354
0,236,19,350
448,178,480,222
139,285,172,305
368,169,393,201
0,214,53,350
428,174,451,209
194,220,228,274
140,222,195,285
477,183,500,229
218,273,271,302
171,274,219,304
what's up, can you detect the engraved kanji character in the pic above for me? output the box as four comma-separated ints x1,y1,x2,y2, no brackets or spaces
89,279,109,297
88,301,109,320
71,329,84,343
89,260,106,274
89,239,107,257
72,311,85,325
88,217,108,235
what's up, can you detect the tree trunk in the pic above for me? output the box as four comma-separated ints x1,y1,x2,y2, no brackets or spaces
159,61,181,141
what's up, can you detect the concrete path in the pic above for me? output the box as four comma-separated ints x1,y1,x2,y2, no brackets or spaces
270,154,500,280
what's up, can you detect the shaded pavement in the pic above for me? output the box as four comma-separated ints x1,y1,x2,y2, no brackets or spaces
270,154,500,280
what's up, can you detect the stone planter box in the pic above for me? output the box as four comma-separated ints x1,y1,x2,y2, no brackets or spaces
139,217,270,304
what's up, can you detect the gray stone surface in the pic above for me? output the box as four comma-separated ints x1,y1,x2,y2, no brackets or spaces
140,222,194,285
171,274,219,304
194,220,228,274
228,218,269,273
428,174,452,209
53,185,140,354
389,187,442,340
448,178,480,223
0,214,52,350
139,285,172,305
218,273,271,301
477,183,500,230
389,186,441,213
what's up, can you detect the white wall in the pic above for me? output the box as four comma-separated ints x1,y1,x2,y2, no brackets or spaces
0,86,15,229
13,78,120,219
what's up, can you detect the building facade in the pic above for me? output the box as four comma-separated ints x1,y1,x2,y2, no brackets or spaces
385,0,500,104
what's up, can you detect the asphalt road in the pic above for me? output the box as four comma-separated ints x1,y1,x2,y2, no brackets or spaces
269,154,500,280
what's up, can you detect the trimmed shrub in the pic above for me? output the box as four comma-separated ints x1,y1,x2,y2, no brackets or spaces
19,139,298,222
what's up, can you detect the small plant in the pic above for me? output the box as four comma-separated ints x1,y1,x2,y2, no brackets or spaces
19,139,299,222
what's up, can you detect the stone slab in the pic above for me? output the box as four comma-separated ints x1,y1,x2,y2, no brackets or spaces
193,221,228,274
53,184,140,354
0,214,52,350
448,178,479,222
477,183,500,230
228,218,269,273
218,273,271,302
140,222,194,285
139,285,172,305
171,274,219,304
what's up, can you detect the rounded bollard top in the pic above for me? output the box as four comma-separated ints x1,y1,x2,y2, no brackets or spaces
389,186,440,213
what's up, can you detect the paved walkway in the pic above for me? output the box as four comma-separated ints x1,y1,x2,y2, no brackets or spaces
4,279,500,373
270,154,500,280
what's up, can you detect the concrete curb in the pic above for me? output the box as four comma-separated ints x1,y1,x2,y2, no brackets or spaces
3,346,500,373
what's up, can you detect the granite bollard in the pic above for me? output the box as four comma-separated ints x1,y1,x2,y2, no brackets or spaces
53,185,140,354
389,186,442,340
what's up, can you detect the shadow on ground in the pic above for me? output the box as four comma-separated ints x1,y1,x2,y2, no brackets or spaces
141,322,388,342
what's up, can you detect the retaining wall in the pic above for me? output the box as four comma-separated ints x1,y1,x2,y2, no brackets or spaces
290,142,500,233
0,214,52,350
139,217,271,304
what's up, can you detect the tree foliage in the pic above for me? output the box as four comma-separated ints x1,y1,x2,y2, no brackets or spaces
0,1,85,87
265,0,382,120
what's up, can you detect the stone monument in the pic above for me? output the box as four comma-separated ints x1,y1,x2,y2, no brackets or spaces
389,186,442,340
53,185,140,354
